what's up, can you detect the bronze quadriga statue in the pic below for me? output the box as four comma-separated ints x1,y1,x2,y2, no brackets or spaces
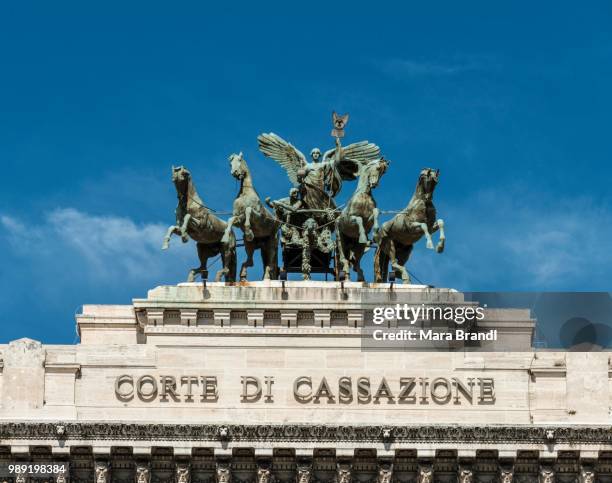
162,113,446,283
162,166,237,283
336,157,389,281
374,168,445,283
222,152,279,281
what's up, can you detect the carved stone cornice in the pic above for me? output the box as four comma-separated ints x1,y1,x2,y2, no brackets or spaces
1,422,612,444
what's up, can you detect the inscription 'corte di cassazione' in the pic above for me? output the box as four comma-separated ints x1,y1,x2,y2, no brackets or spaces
115,375,495,405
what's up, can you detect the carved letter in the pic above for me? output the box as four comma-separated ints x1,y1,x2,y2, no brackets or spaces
264,376,275,402
242,376,262,402
115,375,134,401
313,377,335,403
160,375,180,402
136,375,158,401
419,378,430,404
201,376,218,402
477,378,495,404
398,377,416,403
181,376,199,402
293,376,312,403
338,377,353,403
357,377,371,403
430,377,451,404
373,378,395,404
451,377,474,405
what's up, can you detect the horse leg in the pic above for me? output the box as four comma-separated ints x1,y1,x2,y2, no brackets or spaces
388,239,410,283
179,213,192,242
350,215,368,244
374,237,387,282
188,242,209,283
261,235,278,280
223,233,237,282
433,219,445,253
215,246,226,283
371,208,381,242
262,241,271,280
409,222,434,249
240,242,255,281
353,244,366,282
396,244,413,284
221,217,235,244
335,232,350,279
244,206,254,242
162,225,180,250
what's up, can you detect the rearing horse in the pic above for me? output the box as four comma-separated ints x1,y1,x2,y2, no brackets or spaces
221,152,279,280
374,168,445,283
162,166,236,282
336,158,389,281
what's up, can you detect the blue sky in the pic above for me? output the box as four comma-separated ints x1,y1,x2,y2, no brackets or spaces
1,2,611,344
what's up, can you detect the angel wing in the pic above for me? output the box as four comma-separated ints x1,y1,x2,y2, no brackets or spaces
323,140,381,181
257,133,307,187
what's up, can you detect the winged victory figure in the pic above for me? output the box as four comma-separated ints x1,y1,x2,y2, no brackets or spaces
257,132,381,211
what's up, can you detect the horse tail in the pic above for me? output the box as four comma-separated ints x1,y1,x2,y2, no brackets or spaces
374,238,389,283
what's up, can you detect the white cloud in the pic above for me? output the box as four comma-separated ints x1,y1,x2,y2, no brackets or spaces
2,193,611,293
408,190,612,290
1,208,194,283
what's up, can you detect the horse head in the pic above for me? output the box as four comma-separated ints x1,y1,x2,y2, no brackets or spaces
417,167,440,197
229,152,248,181
172,165,192,196
362,157,389,191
